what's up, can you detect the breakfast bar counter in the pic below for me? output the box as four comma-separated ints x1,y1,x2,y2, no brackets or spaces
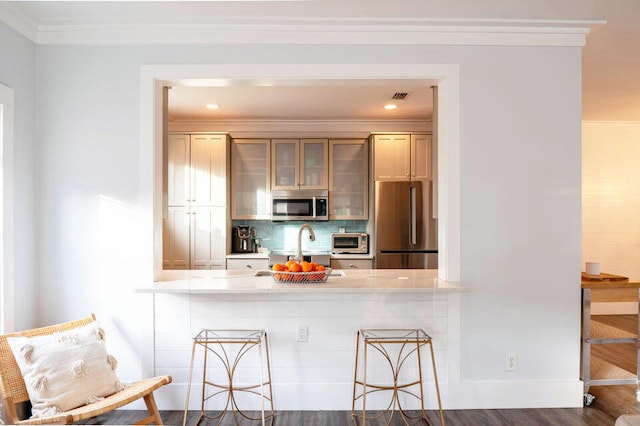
139,269,466,411
140,269,466,294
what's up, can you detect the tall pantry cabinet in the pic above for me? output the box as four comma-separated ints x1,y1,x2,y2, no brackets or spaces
163,134,228,269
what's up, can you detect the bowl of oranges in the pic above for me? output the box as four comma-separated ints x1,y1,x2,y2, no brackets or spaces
270,260,330,283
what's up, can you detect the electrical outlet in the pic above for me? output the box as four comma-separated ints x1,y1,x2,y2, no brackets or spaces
296,325,308,342
505,352,518,371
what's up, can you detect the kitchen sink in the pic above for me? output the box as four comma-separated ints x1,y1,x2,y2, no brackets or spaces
268,250,331,267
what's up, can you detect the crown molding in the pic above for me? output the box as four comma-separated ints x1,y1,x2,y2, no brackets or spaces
0,8,603,47
0,3,38,42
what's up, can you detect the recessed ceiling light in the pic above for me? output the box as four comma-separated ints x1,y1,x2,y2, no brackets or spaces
384,104,397,110
206,104,220,109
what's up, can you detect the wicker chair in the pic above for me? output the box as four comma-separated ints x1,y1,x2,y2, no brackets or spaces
0,313,172,425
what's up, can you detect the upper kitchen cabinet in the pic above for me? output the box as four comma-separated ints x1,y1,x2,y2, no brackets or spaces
410,134,432,181
165,133,228,270
271,139,328,190
231,139,271,219
168,133,228,207
329,139,368,220
372,134,432,182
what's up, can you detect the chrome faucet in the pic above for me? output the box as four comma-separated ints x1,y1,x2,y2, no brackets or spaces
297,223,316,262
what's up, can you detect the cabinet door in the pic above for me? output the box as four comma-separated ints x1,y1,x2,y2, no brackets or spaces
329,140,368,220
271,139,299,190
373,134,411,181
300,139,328,189
167,134,190,206
191,207,226,269
231,139,271,219
190,134,228,206
410,134,432,181
162,206,190,269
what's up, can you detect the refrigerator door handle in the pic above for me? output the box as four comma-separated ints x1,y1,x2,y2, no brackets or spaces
410,185,417,245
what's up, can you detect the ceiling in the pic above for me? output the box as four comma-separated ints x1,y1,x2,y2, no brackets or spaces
167,82,436,121
2,0,640,122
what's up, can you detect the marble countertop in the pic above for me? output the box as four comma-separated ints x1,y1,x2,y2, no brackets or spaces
140,269,466,294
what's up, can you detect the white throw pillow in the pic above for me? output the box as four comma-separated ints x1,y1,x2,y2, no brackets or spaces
7,321,124,418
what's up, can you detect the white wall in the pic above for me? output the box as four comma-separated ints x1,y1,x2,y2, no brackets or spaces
0,22,37,331
34,43,582,406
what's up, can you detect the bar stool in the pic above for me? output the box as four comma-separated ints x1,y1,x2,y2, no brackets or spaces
183,329,274,426
352,328,444,426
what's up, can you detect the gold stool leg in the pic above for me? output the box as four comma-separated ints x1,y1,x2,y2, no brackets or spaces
428,340,445,426
263,332,275,425
258,332,275,426
183,339,198,426
363,336,369,425
416,336,427,423
351,330,360,425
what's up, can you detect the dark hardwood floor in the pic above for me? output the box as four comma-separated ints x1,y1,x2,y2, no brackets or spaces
77,315,640,425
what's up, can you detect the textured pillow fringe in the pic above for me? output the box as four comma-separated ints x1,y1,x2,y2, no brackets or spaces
32,405,60,419
20,344,34,363
86,394,105,404
96,327,106,341
32,375,48,393
72,359,87,377
107,354,118,370
56,332,79,345
116,381,131,392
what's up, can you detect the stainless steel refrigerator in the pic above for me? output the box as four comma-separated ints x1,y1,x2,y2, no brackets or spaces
374,181,438,269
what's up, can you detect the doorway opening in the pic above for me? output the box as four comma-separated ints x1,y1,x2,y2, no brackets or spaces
141,64,460,282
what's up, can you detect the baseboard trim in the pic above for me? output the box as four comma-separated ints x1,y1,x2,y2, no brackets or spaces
154,379,583,410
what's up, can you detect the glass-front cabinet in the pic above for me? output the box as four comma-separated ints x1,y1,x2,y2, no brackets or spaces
231,139,271,219
329,139,368,219
271,139,328,190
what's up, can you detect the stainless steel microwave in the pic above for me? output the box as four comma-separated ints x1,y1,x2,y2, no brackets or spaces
331,233,369,254
271,190,328,221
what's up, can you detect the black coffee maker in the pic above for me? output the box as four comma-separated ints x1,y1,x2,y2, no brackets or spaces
232,226,256,253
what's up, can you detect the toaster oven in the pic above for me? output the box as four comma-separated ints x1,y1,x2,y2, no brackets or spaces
331,233,369,254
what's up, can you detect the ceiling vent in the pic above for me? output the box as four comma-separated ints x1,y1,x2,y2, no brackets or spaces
391,92,408,100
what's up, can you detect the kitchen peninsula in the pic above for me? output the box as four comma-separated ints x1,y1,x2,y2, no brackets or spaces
138,269,466,411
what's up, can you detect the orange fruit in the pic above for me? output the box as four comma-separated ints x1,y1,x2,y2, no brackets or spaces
272,263,286,271
316,265,326,272
309,262,319,271
288,263,302,273
301,261,313,272
285,259,296,268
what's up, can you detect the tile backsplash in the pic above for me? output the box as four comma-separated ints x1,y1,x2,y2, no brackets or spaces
232,220,368,252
